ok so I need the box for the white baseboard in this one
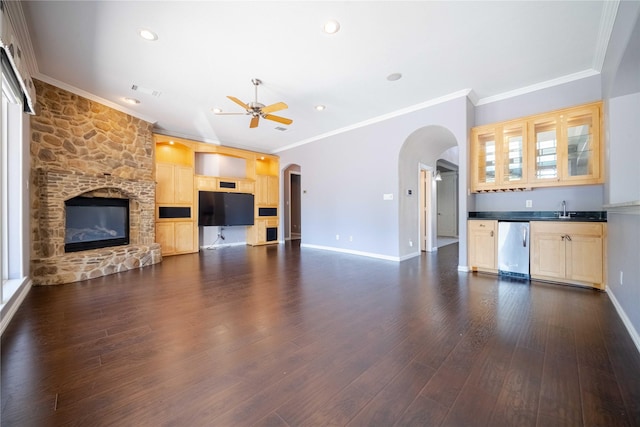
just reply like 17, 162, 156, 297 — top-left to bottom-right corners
300, 244, 401, 262
458, 265, 470, 272
607, 288, 640, 355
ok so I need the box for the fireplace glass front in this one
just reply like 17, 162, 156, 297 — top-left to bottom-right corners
64, 197, 130, 253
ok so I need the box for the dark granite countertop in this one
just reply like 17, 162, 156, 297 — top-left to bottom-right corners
468, 211, 607, 222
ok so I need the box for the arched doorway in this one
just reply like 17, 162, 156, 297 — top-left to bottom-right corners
397, 126, 459, 258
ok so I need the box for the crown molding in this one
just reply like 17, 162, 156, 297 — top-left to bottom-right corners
593, 0, 620, 72
3, 0, 38, 76
475, 69, 600, 106
274, 89, 473, 153
35, 73, 158, 124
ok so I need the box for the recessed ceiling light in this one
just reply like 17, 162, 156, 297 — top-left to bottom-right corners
387, 73, 402, 81
123, 97, 140, 105
323, 20, 340, 34
315, 105, 326, 111
138, 29, 158, 41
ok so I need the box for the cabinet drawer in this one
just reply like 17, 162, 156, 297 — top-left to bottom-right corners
531, 221, 603, 237
265, 219, 278, 227
196, 176, 217, 190
238, 180, 255, 193
468, 220, 496, 232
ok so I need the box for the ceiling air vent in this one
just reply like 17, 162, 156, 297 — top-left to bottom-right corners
131, 84, 161, 97
274, 127, 288, 132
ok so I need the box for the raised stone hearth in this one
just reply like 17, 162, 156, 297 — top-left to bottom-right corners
30, 169, 161, 285
30, 80, 161, 285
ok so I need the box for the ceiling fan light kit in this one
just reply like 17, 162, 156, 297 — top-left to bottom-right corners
215, 78, 293, 129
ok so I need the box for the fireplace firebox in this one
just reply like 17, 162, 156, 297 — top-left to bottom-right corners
64, 197, 130, 253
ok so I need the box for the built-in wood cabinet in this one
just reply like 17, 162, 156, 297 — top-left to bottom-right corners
471, 121, 527, 192
467, 220, 498, 273
528, 103, 601, 186
156, 221, 195, 255
195, 176, 255, 193
470, 101, 603, 192
248, 155, 279, 245
155, 143, 197, 256
530, 221, 606, 289
156, 163, 194, 204
154, 134, 280, 252
256, 175, 279, 206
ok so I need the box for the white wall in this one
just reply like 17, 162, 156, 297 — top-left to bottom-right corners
473, 185, 604, 212
602, 3, 640, 352
278, 95, 469, 261
607, 93, 640, 204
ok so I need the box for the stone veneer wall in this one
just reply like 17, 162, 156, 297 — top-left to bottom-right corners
30, 80, 161, 285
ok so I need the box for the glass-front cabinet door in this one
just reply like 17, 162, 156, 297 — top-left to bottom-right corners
561, 104, 600, 182
529, 115, 559, 184
471, 126, 497, 191
500, 121, 526, 186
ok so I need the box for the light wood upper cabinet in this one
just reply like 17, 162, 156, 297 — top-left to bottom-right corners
467, 220, 498, 272
530, 221, 605, 289
529, 103, 602, 186
156, 163, 193, 205
256, 175, 278, 206
471, 101, 603, 192
471, 121, 527, 192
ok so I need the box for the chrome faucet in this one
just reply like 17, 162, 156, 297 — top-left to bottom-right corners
559, 200, 571, 219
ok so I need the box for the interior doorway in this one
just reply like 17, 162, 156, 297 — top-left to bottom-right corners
290, 172, 301, 240
283, 164, 302, 241
436, 159, 458, 247
419, 165, 436, 252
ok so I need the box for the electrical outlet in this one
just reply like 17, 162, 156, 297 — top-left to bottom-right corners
349, 236, 353, 242
526, 200, 533, 208
409, 240, 413, 247
336, 234, 340, 240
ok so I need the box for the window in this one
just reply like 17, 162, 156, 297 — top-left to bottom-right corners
1, 61, 27, 307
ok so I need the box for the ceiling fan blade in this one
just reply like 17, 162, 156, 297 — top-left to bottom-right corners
227, 96, 250, 110
250, 116, 260, 128
261, 102, 288, 114
264, 114, 293, 125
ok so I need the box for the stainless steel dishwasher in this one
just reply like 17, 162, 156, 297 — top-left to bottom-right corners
498, 221, 530, 279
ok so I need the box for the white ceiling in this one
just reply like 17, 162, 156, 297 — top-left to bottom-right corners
20, 1, 614, 153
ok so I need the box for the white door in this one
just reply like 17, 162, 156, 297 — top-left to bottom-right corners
437, 171, 457, 237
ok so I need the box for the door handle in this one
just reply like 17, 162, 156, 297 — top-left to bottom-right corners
565, 234, 572, 242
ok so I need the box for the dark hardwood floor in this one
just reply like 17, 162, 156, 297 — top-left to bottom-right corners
2, 242, 640, 426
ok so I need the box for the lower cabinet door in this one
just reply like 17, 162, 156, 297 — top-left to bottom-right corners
174, 222, 195, 253
530, 231, 566, 279
566, 234, 603, 286
156, 221, 195, 255
156, 222, 175, 254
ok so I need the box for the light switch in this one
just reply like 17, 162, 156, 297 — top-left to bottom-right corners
383, 193, 393, 200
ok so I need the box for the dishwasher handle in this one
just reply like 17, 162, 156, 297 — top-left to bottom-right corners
522, 226, 528, 248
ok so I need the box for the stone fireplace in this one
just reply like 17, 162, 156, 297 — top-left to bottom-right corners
30, 80, 161, 285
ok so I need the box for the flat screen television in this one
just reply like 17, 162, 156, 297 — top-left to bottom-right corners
198, 191, 254, 226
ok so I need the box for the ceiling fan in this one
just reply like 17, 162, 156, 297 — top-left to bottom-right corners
215, 78, 293, 128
